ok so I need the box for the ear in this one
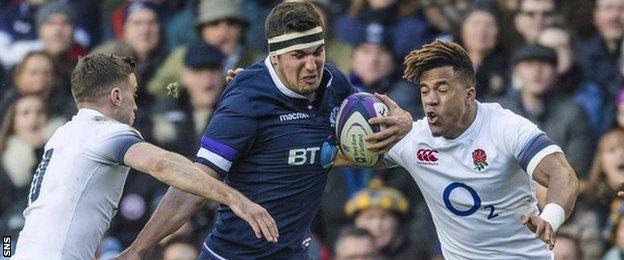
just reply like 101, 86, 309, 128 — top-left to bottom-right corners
466, 86, 476, 103
109, 87, 122, 107
271, 55, 278, 66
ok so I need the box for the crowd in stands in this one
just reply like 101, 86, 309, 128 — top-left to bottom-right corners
1, 0, 624, 259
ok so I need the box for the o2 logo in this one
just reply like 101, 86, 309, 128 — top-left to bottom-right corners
442, 182, 498, 220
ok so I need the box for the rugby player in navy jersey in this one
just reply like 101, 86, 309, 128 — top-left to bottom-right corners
119, 2, 412, 259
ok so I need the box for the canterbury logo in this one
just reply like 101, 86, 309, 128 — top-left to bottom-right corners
417, 149, 439, 165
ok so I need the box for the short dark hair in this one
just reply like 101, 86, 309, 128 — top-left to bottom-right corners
265, 1, 323, 39
71, 53, 135, 103
403, 40, 476, 87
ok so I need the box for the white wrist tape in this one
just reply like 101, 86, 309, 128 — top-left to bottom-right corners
539, 203, 566, 232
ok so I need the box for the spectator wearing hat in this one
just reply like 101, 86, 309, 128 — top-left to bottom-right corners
333, 0, 437, 64
147, 0, 260, 97
497, 44, 594, 178
344, 179, 428, 260
35, 0, 86, 89
151, 42, 226, 157
0, 0, 91, 68
459, 0, 510, 99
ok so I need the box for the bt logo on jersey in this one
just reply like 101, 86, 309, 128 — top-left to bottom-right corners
417, 149, 439, 166
288, 147, 320, 165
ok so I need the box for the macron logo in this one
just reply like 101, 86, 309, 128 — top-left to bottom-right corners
279, 113, 310, 122
417, 149, 439, 166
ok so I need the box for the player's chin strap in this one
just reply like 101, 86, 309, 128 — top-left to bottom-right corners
539, 203, 566, 232
268, 26, 325, 56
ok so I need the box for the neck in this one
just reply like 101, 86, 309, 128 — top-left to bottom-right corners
77, 102, 116, 119
447, 101, 477, 139
520, 90, 544, 114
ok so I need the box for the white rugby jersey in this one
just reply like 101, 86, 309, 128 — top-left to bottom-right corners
387, 102, 561, 259
14, 109, 143, 260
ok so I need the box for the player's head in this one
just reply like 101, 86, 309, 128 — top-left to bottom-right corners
265, 1, 325, 96
71, 53, 137, 125
403, 40, 477, 139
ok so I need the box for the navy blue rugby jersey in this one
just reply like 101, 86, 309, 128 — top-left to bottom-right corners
196, 57, 357, 259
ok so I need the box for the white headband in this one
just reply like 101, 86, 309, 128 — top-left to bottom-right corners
268, 26, 325, 56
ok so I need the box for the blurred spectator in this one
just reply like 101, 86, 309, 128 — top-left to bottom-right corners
512, 0, 556, 48
420, 0, 464, 39
553, 233, 582, 260
498, 44, 594, 178
556, 199, 604, 260
577, 0, 624, 91
586, 129, 624, 219
162, 240, 198, 260
603, 198, 624, 260
164, 0, 200, 52
120, 1, 164, 93
0, 95, 50, 237
460, 1, 509, 99
349, 40, 422, 117
147, 0, 259, 97
36, 0, 86, 85
0, 51, 75, 123
334, 227, 379, 260
0, 0, 46, 68
151, 42, 226, 156
538, 27, 609, 136
333, 0, 436, 62
345, 179, 427, 260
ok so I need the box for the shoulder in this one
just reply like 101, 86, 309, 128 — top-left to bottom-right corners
93, 119, 143, 140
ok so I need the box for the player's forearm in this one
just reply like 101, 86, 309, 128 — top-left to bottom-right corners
150, 152, 239, 206
127, 187, 205, 254
545, 165, 579, 219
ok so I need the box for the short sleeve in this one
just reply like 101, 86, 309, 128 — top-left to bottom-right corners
86, 124, 144, 166
195, 91, 257, 175
499, 108, 563, 177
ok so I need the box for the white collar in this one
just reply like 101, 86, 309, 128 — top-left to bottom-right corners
76, 108, 105, 118
265, 56, 308, 99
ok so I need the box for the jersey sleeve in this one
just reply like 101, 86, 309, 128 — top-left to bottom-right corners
85, 123, 144, 166
499, 108, 563, 177
195, 90, 257, 176
386, 122, 419, 168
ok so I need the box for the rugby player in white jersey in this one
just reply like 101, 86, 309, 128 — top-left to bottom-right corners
383, 40, 580, 259
13, 53, 278, 260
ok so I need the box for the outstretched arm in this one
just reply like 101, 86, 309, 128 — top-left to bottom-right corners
523, 152, 579, 249
118, 143, 278, 258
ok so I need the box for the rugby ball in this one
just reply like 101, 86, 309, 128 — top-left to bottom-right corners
335, 93, 389, 167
